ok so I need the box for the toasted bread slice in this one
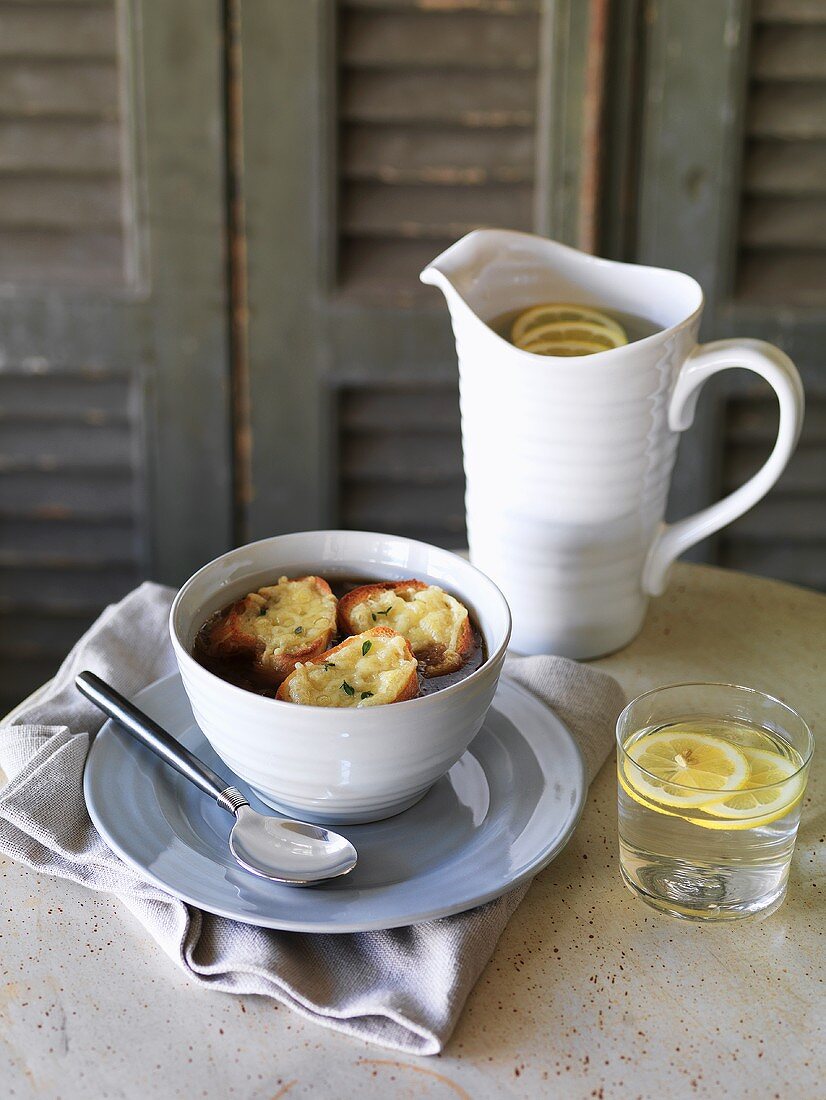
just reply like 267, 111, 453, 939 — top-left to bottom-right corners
276, 626, 418, 707
205, 575, 337, 685
337, 579, 474, 678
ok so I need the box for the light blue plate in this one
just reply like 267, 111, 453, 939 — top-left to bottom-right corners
83, 673, 586, 932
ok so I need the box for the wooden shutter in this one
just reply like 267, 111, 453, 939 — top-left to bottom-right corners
718, 0, 826, 587
719, 394, 826, 588
0, 1, 231, 713
238, 0, 604, 546
338, 0, 539, 304
336, 378, 464, 546
334, 0, 541, 544
738, 0, 826, 304
0, 0, 130, 286
627, 0, 826, 589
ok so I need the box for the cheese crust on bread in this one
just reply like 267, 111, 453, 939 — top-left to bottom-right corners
337, 580, 473, 677
276, 626, 418, 707
205, 575, 336, 684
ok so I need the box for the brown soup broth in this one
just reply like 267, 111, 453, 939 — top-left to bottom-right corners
488, 305, 660, 346
193, 575, 487, 701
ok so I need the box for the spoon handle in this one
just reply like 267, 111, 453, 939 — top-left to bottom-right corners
76, 671, 247, 813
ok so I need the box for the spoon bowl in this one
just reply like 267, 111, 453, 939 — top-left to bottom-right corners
229, 807, 357, 885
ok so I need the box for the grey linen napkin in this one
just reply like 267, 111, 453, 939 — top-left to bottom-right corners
0, 582, 624, 1056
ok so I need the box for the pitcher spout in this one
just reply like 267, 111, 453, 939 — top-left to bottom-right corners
419, 229, 497, 318
419, 228, 529, 320
420, 228, 703, 335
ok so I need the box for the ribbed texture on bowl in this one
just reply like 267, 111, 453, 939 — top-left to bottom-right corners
179, 651, 503, 822
170, 531, 511, 824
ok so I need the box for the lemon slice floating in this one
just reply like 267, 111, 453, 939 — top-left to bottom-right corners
511, 303, 628, 356
699, 747, 805, 830
520, 338, 613, 357
622, 728, 750, 809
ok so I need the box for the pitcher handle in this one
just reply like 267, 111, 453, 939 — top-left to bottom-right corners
642, 338, 804, 597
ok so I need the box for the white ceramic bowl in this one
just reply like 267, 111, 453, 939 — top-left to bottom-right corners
169, 530, 511, 823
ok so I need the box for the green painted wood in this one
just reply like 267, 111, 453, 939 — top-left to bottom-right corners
600, 0, 643, 262
137, 0, 232, 583
0, 0, 232, 712
0, 0, 233, 594
239, 0, 595, 541
635, 0, 750, 308
631, 0, 752, 560
535, 0, 598, 244
237, 0, 329, 540
617, 0, 826, 584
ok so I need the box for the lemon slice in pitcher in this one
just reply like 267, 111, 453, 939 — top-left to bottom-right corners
519, 322, 620, 356
622, 727, 750, 809
511, 303, 628, 351
698, 747, 805, 829
520, 337, 613, 357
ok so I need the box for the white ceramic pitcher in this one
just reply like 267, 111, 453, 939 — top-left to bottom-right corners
421, 229, 804, 659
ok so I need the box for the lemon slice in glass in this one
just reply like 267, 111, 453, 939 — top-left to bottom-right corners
698, 747, 805, 829
512, 303, 628, 349
622, 728, 750, 809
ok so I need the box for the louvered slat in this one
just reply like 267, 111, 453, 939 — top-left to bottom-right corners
0, 468, 135, 514
342, 71, 536, 125
0, 517, 135, 559
738, 5, 826, 304
338, 0, 541, 301
343, 181, 534, 238
337, 381, 466, 545
741, 196, 826, 247
719, 395, 826, 589
341, 9, 538, 68
748, 84, 826, 138
0, 176, 122, 228
754, 0, 826, 23
0, 59, 118, 115
0, 0, 127, 286
752, 25, 826, 78
0, 610, 101, 660
0, 365, 142, 710
744, 141, 826, 195
344, 1, 539, 15
0, 564, 139, 604
727, 395, 826, 441
0, 2, 116, 57
344, 124, 534, 184
0, 118, 120, 172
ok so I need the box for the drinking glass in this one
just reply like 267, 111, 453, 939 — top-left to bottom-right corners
616, 683, 813, 920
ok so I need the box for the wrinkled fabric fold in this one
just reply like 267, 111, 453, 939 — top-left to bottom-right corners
0, 582, 623, 1055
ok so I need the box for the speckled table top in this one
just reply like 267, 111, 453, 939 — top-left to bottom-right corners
1, 563, 823, 1099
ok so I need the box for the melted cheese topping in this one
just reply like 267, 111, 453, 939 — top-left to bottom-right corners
347, 584, 468, 660
240, 576, 336, 657
280, 630, 416, 707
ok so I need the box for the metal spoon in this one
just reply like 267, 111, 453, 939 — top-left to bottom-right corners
76, 671, 358, 886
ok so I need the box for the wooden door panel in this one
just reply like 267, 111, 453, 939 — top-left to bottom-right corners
238, 0, 603, 545
0, 0, 231, 711
626, 0, 826, 587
